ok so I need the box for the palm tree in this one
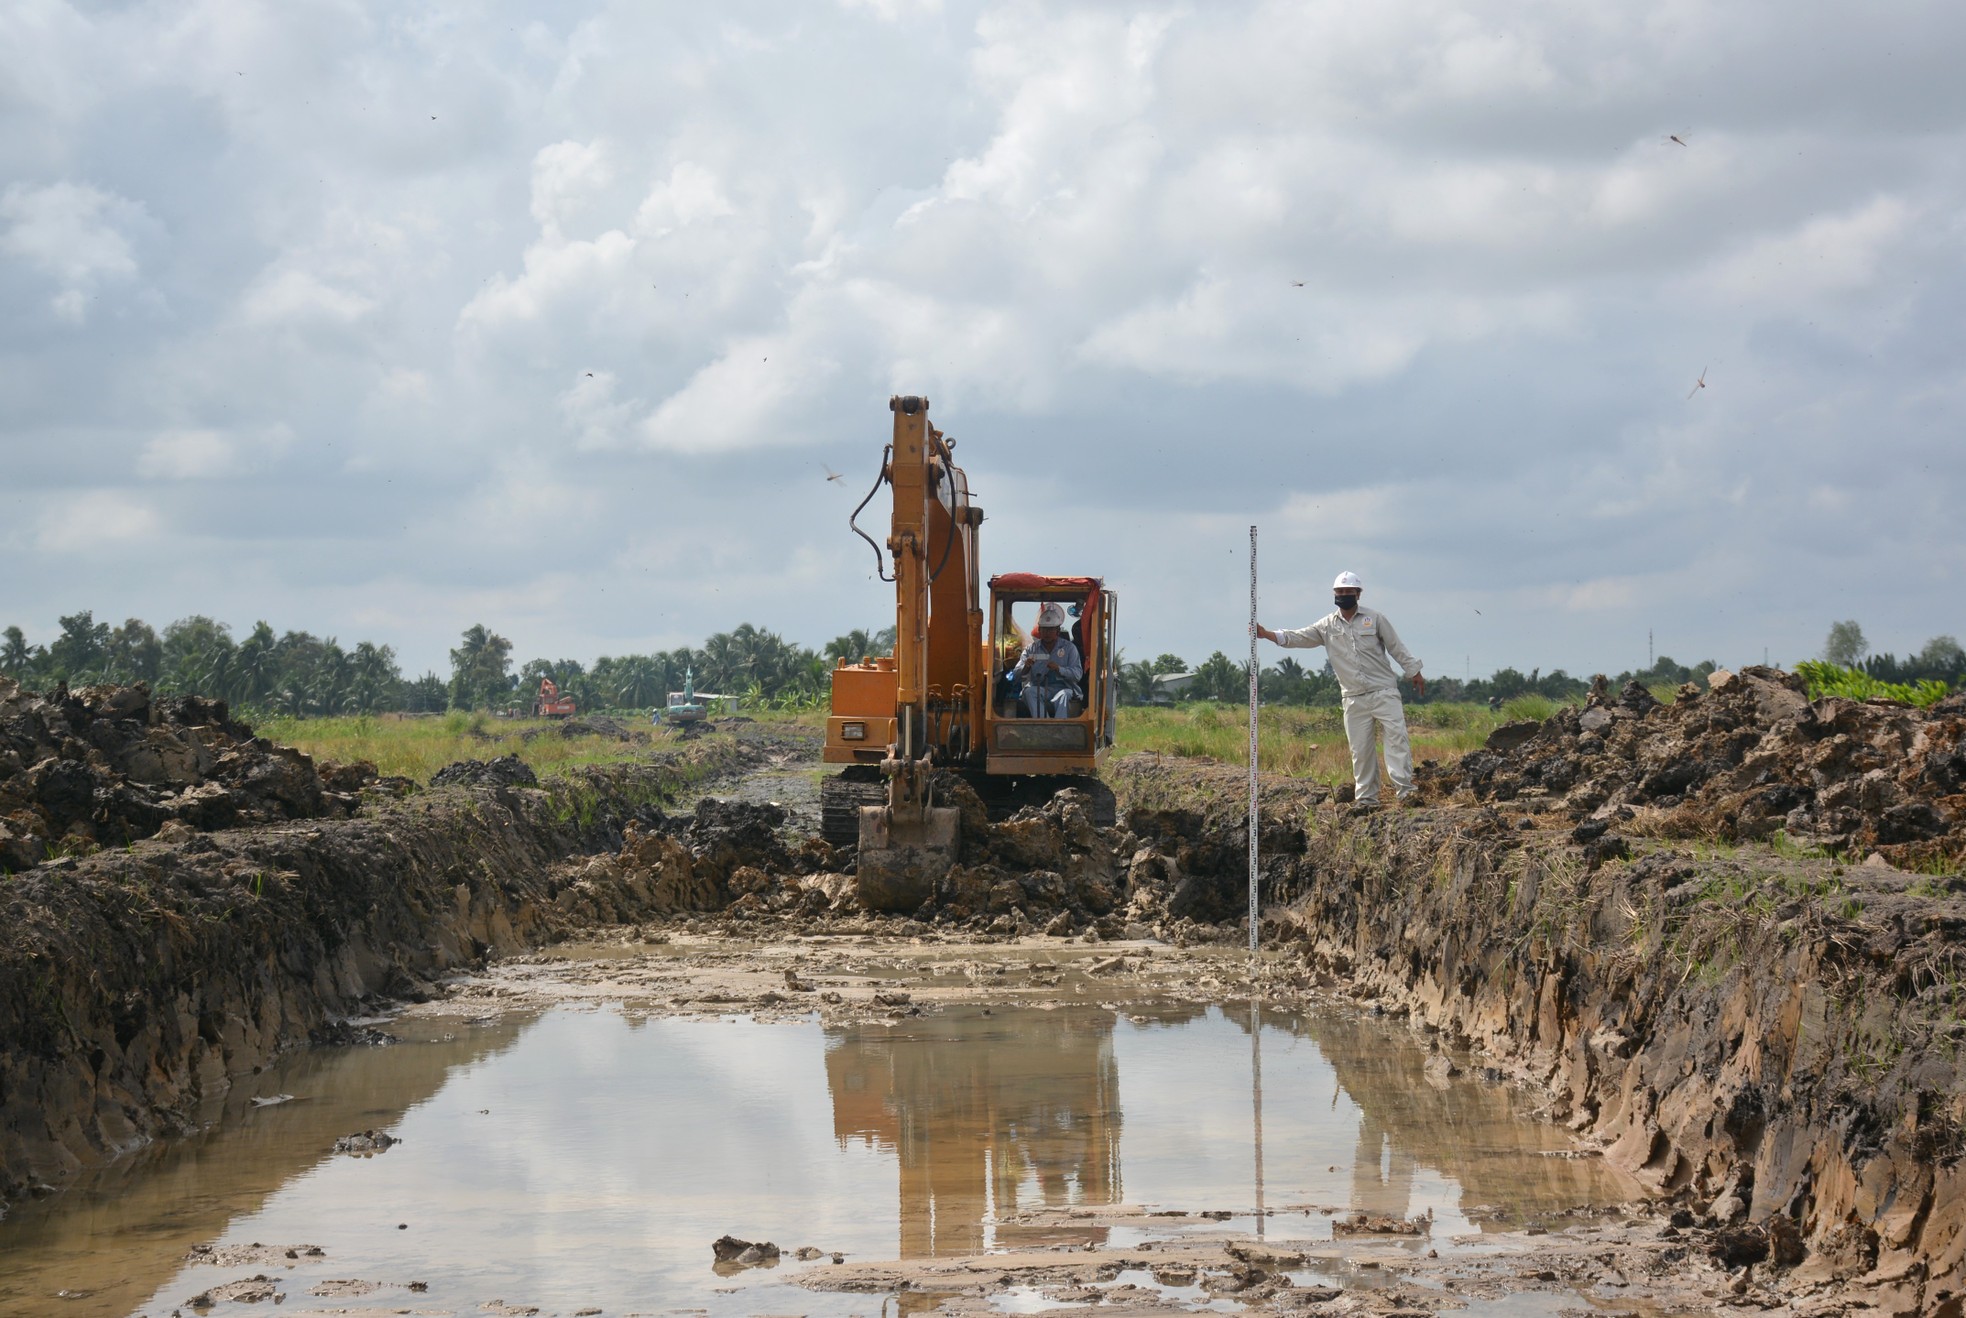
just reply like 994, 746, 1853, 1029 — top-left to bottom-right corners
612, 655, 664, 708
1, 626, 34, 680
235, 622, 278, 706
350, 641, 397, 713
825, 629, 879, 664
448, 624, 513, 710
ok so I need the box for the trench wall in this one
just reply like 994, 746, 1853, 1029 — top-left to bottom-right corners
1238, 806, 1966, 1314
0, 764, 700, 1214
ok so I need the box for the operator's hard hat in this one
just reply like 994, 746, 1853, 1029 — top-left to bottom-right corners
1332, 571, 1363, 590
1037, 603, 1067, 627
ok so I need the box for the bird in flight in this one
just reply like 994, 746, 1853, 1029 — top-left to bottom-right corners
1290, 280, 1305, 287
585, 372, 593, 377
822, 464, 843, 483
1688, 366, 1708, 399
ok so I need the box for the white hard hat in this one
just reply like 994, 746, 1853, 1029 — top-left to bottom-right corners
1037, 602, 1066, 627
1332, 571, 1363, 590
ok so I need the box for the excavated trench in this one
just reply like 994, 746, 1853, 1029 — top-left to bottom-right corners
1, 672, 1964, 1315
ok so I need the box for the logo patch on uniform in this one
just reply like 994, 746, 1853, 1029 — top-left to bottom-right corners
1358, 617, 1376, 635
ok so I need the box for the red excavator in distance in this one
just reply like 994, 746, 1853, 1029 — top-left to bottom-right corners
532, 677, 576, 718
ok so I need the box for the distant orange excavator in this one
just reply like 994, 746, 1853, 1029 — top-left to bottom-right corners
532, 677, 576, 718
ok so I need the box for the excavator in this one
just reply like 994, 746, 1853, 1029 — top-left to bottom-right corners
820, 396, 1118, 911
532, 677, 576, 718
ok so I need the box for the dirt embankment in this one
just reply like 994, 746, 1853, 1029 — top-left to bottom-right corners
1102, 668, 1966, 1315
0, 682, 789, 1214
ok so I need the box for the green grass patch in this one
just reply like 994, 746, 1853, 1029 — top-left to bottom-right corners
255, 713, 669, 784
1795, 660, 1950, 707
1114, 700, 1552, 781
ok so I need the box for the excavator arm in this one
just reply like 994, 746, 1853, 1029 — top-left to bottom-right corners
856, 395, 973, 910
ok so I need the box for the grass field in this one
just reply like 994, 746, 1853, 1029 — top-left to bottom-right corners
257, 698, 1568, 788
1115, 696, 1566, 784
255, 710, 827, 783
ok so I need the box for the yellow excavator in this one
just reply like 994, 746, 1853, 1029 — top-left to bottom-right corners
820, 396, 1118, 911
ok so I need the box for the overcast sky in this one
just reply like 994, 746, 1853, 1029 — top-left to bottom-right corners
3, 0, 1961, 681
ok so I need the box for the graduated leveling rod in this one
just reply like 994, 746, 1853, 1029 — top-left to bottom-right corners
1247, 525, 1260, 956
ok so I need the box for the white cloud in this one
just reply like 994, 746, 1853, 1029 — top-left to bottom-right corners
138, 429, 234, 479
634, 161, 737, 236
37, 492, 161, 553
240, 268, 376, 325
0, 181, 139, 284
839, 0, 942, 19
1704, 195, 1914, 304
560, 370, 639, 450
640, 333, 839, 453
1, 180, 143, 322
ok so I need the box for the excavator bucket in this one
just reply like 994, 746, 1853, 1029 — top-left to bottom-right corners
855, 802, 959, 914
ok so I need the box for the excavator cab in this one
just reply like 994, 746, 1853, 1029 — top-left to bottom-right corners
985, 578, 1118, 760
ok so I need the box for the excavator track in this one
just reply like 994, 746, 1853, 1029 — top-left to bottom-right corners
820, 767, 888, 848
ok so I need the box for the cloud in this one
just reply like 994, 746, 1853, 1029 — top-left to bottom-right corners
559, 370, 638, 450
0, 180, 143, 321
37, 492, 161, 553
138, 429, 234, 480
239, 268, 376, 326
0, 0, 1961, 682
640, 333, 840, 453
1704, 195, 1915, 305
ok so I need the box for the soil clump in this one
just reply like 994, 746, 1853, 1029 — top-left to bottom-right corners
0, 676, 379, 872
1414, 665, 1966, 870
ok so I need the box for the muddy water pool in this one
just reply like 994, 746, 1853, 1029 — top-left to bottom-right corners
0, 998, 1642, 1317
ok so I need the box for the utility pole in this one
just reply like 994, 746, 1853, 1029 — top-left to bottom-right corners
1648, 628, 1654, 670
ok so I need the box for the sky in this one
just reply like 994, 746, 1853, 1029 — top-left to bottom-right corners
2, 0, 1962, 683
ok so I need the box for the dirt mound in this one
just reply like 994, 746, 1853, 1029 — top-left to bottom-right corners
1414, 666, 1965, 866
0, 678, 375, 872
430, 755, 539, 789
550, 798, 833, 924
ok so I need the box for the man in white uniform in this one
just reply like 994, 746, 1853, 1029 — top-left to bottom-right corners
1255, 572, 1425, 806
1016, 602, 1084, 718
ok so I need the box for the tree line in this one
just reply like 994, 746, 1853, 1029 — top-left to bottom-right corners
0, 611, 897, 717
1126, 620, 1961, 709
5, 610, 1954, 716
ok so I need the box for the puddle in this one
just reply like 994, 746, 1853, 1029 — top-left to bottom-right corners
0, 998, 1642, 1317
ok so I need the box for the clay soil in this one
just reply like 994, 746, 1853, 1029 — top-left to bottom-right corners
3, 669, 1965, 1316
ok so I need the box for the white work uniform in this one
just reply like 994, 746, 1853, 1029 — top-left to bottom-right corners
1274, 607, 1423, 804
1017, 633, 1083, 718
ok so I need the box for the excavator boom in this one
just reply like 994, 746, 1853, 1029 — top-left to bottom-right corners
855, 395, 965, 911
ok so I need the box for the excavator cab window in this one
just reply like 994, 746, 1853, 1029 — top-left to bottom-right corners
992, 596, 1094, 719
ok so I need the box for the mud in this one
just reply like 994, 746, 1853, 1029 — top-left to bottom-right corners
1416, 665, 1966, 869
0, 677, 379, 872
2, 673, 1963, 1315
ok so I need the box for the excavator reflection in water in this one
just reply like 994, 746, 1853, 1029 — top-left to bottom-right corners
822, 1001, 1637, 1286
823, 1010, 1122, 1259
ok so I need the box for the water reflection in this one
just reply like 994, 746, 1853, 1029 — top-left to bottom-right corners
0, 993, 1643, 1318
0, 1014, 534, 1318
825, 1000, 1640, 1271
824, 1010, 1122, 1255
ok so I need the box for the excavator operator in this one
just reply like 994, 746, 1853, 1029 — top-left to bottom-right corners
1015, 603, 1083, 718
